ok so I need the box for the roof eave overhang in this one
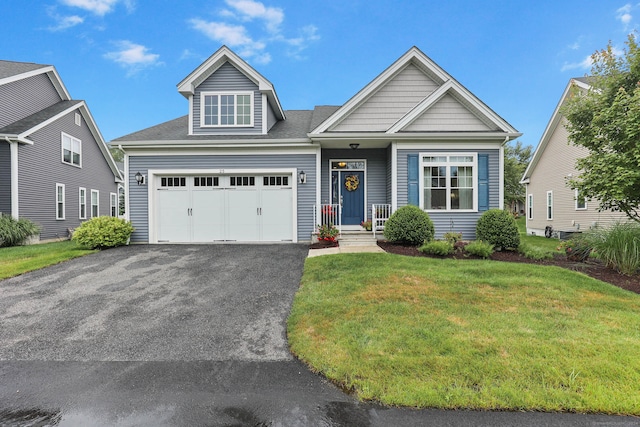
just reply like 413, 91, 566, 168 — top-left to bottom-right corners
117, 138, 315, 149
0, 134, 34, 145
309, 132, 522, 141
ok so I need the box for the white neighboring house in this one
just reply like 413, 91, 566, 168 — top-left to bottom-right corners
520, 77, 627, 238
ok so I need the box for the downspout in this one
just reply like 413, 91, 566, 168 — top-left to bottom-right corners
4, 137, 19, 219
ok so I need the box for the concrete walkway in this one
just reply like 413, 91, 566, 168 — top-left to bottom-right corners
307, 244, 385, 257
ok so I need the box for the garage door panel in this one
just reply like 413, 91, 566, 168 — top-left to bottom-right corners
261, 188, 293, 241
192, 189, 225, 242
157, 189, 190, 243
227, 189, 259, 241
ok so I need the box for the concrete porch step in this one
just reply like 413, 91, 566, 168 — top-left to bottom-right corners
338, 231, 378, 247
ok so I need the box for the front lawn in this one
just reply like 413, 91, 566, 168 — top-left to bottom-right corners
288, 253, 640, 414
0, 240, 96, 280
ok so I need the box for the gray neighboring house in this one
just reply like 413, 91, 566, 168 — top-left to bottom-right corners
0, 60, 122, 241
115, 46, 521, 244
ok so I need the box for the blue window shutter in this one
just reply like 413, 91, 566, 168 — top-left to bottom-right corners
407, 154, 419, 206
478, 154, 489, 211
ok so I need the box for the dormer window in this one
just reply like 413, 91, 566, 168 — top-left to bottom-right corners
201, 92, 253, 127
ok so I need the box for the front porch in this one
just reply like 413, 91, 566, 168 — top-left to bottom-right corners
313, 203, 392, 240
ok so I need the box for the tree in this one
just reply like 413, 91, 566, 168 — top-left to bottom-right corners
504, 140, 532, 214
562, 34, 640, 223
109, 144, 124, 163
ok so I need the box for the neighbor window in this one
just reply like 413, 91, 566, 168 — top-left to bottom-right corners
546, 191, 553, 220
79, 187, 86, 219
61, 132, 81, 167
91, 190, 99, 218
110, 192, 117, 217
420, 153, 476, 211
201, 92, 253, 127
56, 183, 65, 220
527, 194, 533, 220
575, 189, 587, 210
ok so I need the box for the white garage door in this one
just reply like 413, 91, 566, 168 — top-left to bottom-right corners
155, 174, 293, 243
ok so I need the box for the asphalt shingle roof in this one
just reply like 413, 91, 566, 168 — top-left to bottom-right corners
0, 60, 49, 81
0, 100, 81, 135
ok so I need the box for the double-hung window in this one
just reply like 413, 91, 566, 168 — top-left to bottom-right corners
201, 92, 253, 127
527, 194, 533, 220
575, 189, 587, 210
56, 183, 65, 220
110, 192, 117, 217
61, 132, 81, 167
420, 153, 477, 211
79, 187, 86, 219
546, 191, 553, 220
91, 190, 99, 218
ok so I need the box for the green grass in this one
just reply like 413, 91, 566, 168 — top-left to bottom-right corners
288, 253, 640, 414
0, 240, 96, 280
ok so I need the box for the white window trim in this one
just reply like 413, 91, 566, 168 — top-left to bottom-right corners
419, 152, 478, 212
91, 189, 99, 218
527, 194, 533, 220
546, 190, 553, 220
75, 112, 81, 126
110, 192, 117, 217
61, 132, 82, 168
200, 91, 254, 128
79, 187, 86, 219
575, 189, 587, 210
56, 183, 65, 220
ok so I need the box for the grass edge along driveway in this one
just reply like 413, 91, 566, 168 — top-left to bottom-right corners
0, 241, 96, 280
288, 253, 640, 415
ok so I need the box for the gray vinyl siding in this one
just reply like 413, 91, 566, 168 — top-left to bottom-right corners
0, 74, 62, 128
320, 149, 389, 219
386, 145, 392, 203
397, 148, 500, 239
128, 153, 316, 243
404, 93, 495, 132
192, 62, 263, 135
331, 64, 439, 132
17, 110, 117, 240
0, 143, 10, 214
266, 100, 278, 131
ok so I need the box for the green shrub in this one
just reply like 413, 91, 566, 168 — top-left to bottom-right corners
475, 209, 520, 251
557, 237, 592, 262
443, 231, 463, 245
72, 216, 134, 249
518, 242, 554, 261
465, 240, 494, 259
384, 205, 434, 246
419, 240, 454, 256
585, 222, 640, 275
0, 214, 40, 247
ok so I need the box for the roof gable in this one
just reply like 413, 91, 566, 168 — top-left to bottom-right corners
521, 78, 591, 183
0, 60, 71, 101
177, 46, 285, 120
311, 46, 519, 137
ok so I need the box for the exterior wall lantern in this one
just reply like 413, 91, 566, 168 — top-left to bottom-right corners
135, 171, 146, 185
298, 170, 306, 184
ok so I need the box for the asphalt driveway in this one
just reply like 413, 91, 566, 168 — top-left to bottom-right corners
0, 244, 308, 361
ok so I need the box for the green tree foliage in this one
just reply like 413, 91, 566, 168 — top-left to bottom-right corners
109, 144, 124, 162
562, 34, 640, 222
504, 140, 532, 213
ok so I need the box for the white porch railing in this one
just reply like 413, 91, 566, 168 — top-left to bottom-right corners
372, 204, 391, 238
314, 204, 342, 234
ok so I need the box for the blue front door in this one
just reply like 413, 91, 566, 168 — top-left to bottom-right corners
341, 171, 364, 225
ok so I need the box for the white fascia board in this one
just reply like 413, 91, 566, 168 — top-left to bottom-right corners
521, 78, 586, 182
118, 139, 314, 148
386, 81, 454, 133
125, 146, 320, 156
395, 141, 505, 150
47, 68, 72, 100
0, 66, 70, 101
310, 132, 521, 141
0, 134, 33, 145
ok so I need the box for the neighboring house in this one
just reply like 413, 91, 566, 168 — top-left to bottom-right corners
520, 77, 627, 237
114, 46, 520, 244
0, 60, 122, 241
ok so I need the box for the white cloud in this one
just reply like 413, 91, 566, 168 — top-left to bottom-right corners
47, 10, 84, 31
190, 0, 319, 64
617, 3, 633, 27
104, 40, 161, 75
561, 55, 593, 72
59, 0, 133, 16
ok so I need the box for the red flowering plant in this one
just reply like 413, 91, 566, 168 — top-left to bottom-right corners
361, 220, 372, 231
558, 237, 593, 262
317, 223, 339, 242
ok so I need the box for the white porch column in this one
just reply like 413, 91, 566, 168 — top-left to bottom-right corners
10, 140, 19, 219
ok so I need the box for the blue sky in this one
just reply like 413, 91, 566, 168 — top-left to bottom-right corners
1, 1, 637, 146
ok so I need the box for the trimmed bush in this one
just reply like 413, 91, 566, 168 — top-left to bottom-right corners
72, 216, 134, 249
585, 222, 640, 275
384, 205, 434, 246
419, 240, 454, 256
475, 209, 520, 251
0, 214, 40, 247
465, 240, 494, 259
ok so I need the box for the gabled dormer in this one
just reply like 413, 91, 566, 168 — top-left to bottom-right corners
177, 46, 285, 136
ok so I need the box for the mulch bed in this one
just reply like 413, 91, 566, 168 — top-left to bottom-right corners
309, 240, 339, 249
376, 241, 640, 295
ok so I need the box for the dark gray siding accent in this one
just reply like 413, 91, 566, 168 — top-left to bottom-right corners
17, 110, 118, 240
0, 143, 10, 214
128, 153, 316, 243
397, 148, 500, 239
0, 74, 62, 128
321, 149, 389, 220
266, 100, 278, 131
192, 62, 263, 135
